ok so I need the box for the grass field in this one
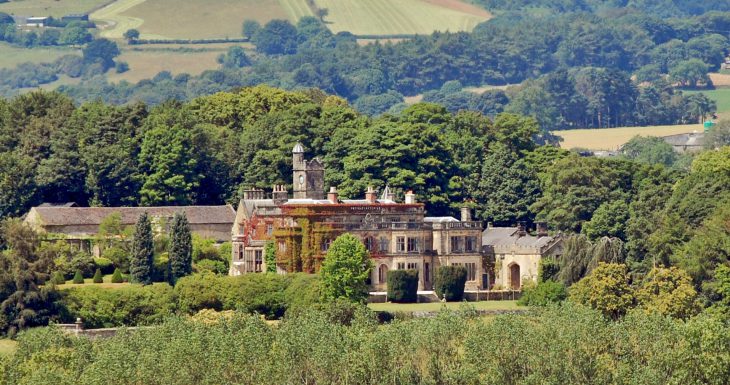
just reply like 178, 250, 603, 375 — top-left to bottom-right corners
368, 300, 519, 312
90, 0, 150, 39
555, 124, 706, 150
316, 0, 491, 35
108, 46, 232, 82
683, 87, 730, 114
0, 42, 78, 69
0, 0, 110, 17
0, 339, 17, 356
55, 274, 130, 289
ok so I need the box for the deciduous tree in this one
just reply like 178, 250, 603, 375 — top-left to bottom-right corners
319, 234, 372, 303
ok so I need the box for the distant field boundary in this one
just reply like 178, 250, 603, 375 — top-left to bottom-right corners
130, 38, 250, 45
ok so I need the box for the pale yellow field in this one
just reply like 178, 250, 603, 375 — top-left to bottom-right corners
709, 72, 730, 87
555, 124, 706, 151
93, 0, 312, 40
0, 0, 109, 17
108, 48, 226, 82
316, 0, 491, 35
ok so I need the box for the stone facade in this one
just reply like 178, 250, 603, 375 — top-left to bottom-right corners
482, 223, 563, 290
231, 143, 486, 291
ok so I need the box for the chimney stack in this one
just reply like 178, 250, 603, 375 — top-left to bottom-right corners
405, 190, 416, 204
272, 185, 288, 204
365, 186, 377, 204
536, 221, 548, 237
460, 207, 472, 222
327, 186, 339, 203
517, 221, 527, 236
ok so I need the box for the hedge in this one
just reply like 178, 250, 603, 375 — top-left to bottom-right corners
387, 269, 419, 303
92, 269, 103, 284
434, 265, 467, 301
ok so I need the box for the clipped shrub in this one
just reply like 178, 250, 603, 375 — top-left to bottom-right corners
93, 257, 114, 275
387, 269, 419, 303
518, 280, 567, 306
434, 265, 467, 301
72, 270, 84, 284
51, 271, 66, 285
93, 268, 104, 284
111, 268, 124, 283
195, 258, 227, 275
224, 273, 290, 319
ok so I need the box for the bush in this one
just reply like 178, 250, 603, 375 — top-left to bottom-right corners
102, 246, 129, 273
60, 284, 175, 328
283, 273, 322, 314
92, 269, 103, 284
538, 258, 560, 282
387, 269, 419, 303
51, 271, 66, 285
93, 257, 114, 275
224, 273, 290, 319
518, 280, 567, 306
434, 265, 467, 301
195, 258, 227, 275
72, 270, 84, 284
111, 268, 123, 283
174, 272, 226, 314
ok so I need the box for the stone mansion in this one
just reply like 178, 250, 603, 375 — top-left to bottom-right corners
231, 143, 562, 291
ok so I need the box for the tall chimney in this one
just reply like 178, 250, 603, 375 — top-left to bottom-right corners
273, 185, 288, 204
460, 207, 472, 222
327, 186, 339, 203
536, 221, 548, 237
365, 186, 377, 204
405, 190, 416, 204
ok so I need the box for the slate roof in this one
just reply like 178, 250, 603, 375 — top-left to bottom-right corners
482, 227, 556, 249
31, 205, 235, 226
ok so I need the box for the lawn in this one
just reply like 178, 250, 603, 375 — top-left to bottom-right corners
0, 339, 17, 356
555, 124, 706, 151
368, 300, 519, 312
93, 0, 312, 40
55, 274, 130, 289
0, 0, 110, 17
315, 0, 491, 35
0, 42, 78, 69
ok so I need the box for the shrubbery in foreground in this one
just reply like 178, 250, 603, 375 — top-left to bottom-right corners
2, 303, 729, 385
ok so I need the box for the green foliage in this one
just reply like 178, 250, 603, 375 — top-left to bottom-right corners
558, 234, 625, 286
622, 136, 678, 167
92, 269, 103, 284
434, 265, 467, 301
669, 59, 710, 88
110, 268, 123, 284
253, 19, 298, 55
518, 280, 567, 306
242, 19, 261, 39
82, 39, 120, 71
194, 259, 227, 275
569, 263, 635, 319
538, 257, 560, 282
123, 29, 140, 42
51, 271, 65, 285
386, 270, 418, 303
319, 234, 372, 303
636, 267, 700, 319
61, 284, 175, 328
72, 270, 84, 284
264, 241, 276, 273
168, 212, 192, 285
130, 213, 154, 285
92, 257, 113, 275
582, 200, 630, 240
217, 46, 250, 69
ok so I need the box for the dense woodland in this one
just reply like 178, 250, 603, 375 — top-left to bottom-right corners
1, 9, 728, 128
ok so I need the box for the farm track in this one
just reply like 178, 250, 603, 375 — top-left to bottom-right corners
90, 0, 155, 39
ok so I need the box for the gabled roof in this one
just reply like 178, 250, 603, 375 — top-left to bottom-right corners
30, 205, 235, 226
482, 226, 556, 249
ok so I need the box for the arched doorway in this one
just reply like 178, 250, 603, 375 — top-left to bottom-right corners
378, 264, 389, 284
509, 263, 521, 290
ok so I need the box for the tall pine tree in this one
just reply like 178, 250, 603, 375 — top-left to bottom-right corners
130, 213, 154, 285
168, 211, 192, 285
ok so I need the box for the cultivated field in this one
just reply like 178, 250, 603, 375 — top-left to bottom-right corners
0, 42, 78, 68
555, 124, 706, 150
108, 46, 238, 82
316, 0, 491, 35
93, 0, 312, 40
0, 0, 110, 17
368, 300, 519, 312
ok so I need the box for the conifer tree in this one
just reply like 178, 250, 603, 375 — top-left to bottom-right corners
92, 268, 103, 283
72, 270, 84, 284
130, 213, 154, 285
168, 212, 192, 285
111, 268, 124, 283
